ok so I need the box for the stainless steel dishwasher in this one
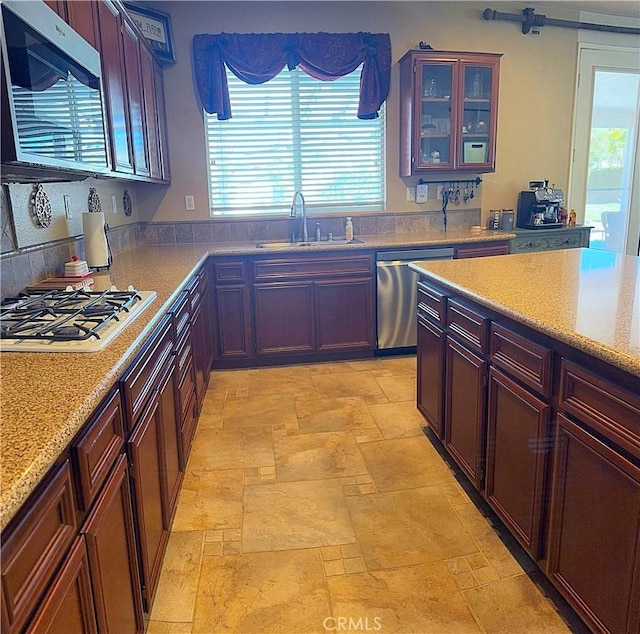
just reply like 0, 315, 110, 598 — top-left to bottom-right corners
376, 247, 454, 351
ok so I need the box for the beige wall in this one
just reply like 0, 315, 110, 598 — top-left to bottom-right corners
137, 1, 593, 225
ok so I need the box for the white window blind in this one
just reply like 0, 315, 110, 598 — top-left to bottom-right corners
205, 67, 385, 216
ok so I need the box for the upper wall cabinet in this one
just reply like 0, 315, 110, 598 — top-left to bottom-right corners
399, 50, 501, 176
45, 0, 170, 184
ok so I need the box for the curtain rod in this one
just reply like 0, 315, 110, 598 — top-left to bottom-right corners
483, 7, 640, 36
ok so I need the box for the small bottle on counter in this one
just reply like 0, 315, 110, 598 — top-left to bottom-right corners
560, 206, 568, 226
568, 209, 576, 226
314, 222, 321, 241
345, 217, 354, 241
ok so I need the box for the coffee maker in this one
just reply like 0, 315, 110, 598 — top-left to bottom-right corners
516, 180, 564, 229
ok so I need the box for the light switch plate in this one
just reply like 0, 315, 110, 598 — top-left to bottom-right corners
111, 195, 118, 214
406, 187, 416, 202
185, 195, 195, 211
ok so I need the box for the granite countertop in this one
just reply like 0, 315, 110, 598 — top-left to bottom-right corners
409, 248, 640, 377
1, 228, 514, 530
205, 228, 515, 255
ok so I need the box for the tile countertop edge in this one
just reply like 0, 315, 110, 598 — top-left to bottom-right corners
409, 252, 640, 378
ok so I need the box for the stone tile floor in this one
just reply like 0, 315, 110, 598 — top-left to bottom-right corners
147, 356, 588, 634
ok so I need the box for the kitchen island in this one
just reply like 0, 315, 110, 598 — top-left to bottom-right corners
409, 247, 639, 634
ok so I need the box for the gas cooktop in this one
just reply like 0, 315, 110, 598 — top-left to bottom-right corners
0, 287, 157, 353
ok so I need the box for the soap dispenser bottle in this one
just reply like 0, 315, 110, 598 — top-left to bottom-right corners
345, 217, 354, 242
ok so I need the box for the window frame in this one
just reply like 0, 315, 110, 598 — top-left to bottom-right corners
204, 67, 386, 217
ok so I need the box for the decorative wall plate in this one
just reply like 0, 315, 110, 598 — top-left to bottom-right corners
32, 184, 52, 228
88, 187, 102, 214
123, 189, 132, 216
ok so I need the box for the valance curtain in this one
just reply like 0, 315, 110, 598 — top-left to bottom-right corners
192, 32, 391, 120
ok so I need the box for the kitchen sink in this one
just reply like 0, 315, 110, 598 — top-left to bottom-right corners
255, 238, 364, 248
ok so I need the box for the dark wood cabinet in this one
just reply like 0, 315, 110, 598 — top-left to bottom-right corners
547, 361, 640, 633
152, 63, 171, 181
96, 0, 133, 174
71, 389, 124, 513
213, 259, 253, 361
81, 455, 144, 634
484, 324, 554, 560
252, 252, 375, 360
416, 280, 448, 439
443, 296, 489, 489
121, 19, 150, 178
121, 315, 180, 609
548, 413, 640, 634
172, 291, 197, 469
399, 50, 501, 175
190, 269, 214, 410
417, 314, 446, 439
454, 241, 510, 259
126, 388, 169, 611
157, 357, 182, 523
485, 367, 550, 559
315, 278, 375, 351
254, 282, 315, 355
65, 1, 99, 48
139, 44, 162, 180
1, 462, 78, 634
27, 537, 97, 634
445, 334, 487, 488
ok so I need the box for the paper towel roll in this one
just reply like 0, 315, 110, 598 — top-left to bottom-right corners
82, 211, 110, 268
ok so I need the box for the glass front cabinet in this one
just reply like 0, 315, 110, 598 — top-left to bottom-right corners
399, 50, 502, 176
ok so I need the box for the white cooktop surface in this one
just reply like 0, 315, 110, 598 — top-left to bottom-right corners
0, 290, 157, 353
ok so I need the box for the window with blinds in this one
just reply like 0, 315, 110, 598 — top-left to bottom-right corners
205, 67, 386, 216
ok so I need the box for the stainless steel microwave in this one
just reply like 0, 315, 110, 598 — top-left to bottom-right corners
0, 0, 109, 181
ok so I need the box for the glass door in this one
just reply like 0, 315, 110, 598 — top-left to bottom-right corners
418, 62, 454, 169
570, 46, 640, 256
459, 63, 495, 169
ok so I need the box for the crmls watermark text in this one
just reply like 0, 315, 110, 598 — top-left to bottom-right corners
323, 616, 382, 631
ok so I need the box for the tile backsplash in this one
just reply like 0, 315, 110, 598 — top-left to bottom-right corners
0, 224, 140, 300
140, 209, 481, 245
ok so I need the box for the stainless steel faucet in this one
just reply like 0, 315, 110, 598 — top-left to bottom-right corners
290, 191, 308, 243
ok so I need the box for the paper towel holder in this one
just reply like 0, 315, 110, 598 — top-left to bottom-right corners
82, 211, 113, 270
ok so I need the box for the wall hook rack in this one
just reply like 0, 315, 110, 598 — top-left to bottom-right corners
417, 176, 483, 187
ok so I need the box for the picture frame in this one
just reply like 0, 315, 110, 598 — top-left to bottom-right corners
123, 3, 175, 65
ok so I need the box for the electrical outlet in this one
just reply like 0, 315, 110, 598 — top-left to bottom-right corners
63, 195, 72, 220
185, 195, 195, 211
416, 183, 428, 203
111, 195, 118, 214
406, 187, 416, 202
437, 185, 444, 199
